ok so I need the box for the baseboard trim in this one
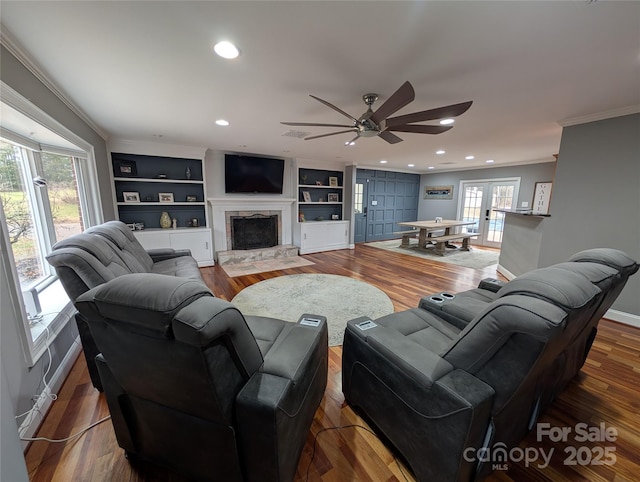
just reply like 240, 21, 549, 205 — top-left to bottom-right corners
19, 337, 82, 450
605, 309, 640, 329
497, 264, 517, 280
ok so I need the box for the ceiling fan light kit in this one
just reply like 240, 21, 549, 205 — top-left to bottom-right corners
281, 81, 472, 145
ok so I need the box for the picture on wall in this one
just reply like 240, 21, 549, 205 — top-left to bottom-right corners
424, 185, 453, 200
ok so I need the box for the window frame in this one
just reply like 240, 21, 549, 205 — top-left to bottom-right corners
1, 83, 103, 366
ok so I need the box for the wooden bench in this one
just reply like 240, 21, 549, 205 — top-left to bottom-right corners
393, 230, 420, 247
431, 233, 481, 255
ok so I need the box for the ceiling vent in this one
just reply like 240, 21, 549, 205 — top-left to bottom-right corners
281, 129, 310, 139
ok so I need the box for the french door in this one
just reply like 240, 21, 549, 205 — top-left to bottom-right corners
457, 178, 520, 248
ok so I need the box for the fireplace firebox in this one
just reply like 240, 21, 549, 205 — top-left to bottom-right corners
231, 214, 278, 250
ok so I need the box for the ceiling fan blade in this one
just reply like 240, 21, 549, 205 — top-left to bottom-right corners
309, 95, 359, 123
281, 122, 354, 128
370, 81, 415, 124
387, 124, 453, 134
304, 129, 358, 140
386, 101, 473, 127
378, 131, 404, 144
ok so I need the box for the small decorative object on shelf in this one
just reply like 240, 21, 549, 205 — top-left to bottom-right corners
327, 193, 339, 202
116, 160, 137, 177
315, 216, 324, 221
300, 174, 307, 184
315, 181, 323, 186
302, 191, 311, 202
299, 212, 305, 222
123, 191, 140, 203
134, 222, 145, 230
155, 174, 168, 179
144, 195, 153, 202
185, 165, 192, 180
160, 211, 172, 229
158, 192, 174, 203
329, 176, 338, 187
331, 214, 340, 220
172, 217, 177, 229
186, 195, 197, 202
188, 217, 200, 227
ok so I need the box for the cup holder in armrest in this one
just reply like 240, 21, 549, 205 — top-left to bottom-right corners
430, 296, 444, 303
441, 293, 456, 299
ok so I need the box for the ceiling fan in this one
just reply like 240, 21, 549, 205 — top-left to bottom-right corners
281, 81, 472, 145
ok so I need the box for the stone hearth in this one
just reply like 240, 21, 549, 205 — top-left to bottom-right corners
217, 244, 299, 266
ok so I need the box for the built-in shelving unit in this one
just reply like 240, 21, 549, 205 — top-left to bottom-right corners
110, 151, 213, 266
295, 167, 349, 254
112, 152, 206, 229
297, 167, 344, 222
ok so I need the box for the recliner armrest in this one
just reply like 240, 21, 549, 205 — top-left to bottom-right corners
478, 277, 506, 292
146, 248, 192, 262
235, 316, 328, 482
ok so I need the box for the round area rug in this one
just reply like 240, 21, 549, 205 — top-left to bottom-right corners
232, 274, 394, 346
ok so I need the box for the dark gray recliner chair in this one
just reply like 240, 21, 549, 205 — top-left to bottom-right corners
46, 221, 203, 389
419, 248, 638, 396
342, 263, 621, 481
421, 248, 637, 329
75, 273, 328, 482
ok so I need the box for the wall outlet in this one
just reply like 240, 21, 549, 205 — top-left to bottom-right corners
521, 201, 529, 208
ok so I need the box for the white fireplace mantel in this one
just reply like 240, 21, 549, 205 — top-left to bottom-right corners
208, 197, 296, 253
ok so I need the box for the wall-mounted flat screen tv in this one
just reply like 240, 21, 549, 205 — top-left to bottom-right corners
225, 154, 285, 194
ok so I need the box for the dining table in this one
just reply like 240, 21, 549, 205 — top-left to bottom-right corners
397, 219, 478, 250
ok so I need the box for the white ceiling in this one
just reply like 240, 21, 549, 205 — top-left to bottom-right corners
1, 1, 639, 173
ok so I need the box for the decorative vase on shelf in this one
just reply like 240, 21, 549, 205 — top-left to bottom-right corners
185, 166, 192, 180
160, 211, 172, 229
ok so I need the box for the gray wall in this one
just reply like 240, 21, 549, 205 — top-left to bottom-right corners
1, 45, 114, 219
0, 44, 111, 476
418, 162, 556, 220
538, 113, 640, 316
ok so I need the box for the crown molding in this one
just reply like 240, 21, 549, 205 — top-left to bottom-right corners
558, 104, 640, 127
1, 27, 108, 140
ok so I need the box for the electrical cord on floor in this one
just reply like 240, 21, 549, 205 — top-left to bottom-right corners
14, 318, 57, 424
305, 423, 409, 482
20, 415, 112, 443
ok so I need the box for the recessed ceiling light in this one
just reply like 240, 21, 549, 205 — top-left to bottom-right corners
440, 118, 455, 125
215, 119, 230, 126
486, 159, 495, 163
428, 166, 435, 170
380, 160, 388, 164
345, 141, 356, 146
465, 155, 475, 160
213, 41, 240, 59
436, 150, 445, 155
408, 164, 415, 167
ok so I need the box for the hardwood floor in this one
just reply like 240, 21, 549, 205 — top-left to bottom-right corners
24, 244, 640, 481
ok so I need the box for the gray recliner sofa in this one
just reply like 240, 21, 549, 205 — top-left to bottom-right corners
75, 273, 328, 482
46, 220, 206, 389
341, 249, 638, 481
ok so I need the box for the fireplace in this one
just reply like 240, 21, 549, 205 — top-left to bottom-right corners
231, 214, 278, 250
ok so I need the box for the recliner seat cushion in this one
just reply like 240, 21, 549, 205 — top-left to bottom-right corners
373, 308, 462, 354
151, 256, 201, 279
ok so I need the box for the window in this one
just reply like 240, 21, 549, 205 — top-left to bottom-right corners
1, 141, 86, 287
1, 90, 102, 365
